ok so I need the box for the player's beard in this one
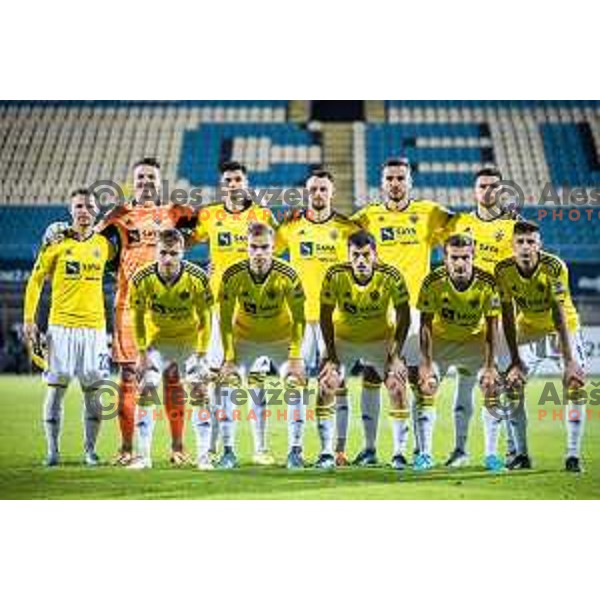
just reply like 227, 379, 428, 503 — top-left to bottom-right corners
386, 189, 408, 207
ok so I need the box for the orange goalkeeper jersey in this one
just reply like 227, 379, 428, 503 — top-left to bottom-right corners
98, 202, 193, 308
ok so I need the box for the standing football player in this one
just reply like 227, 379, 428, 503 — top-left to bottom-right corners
495, 220, 587, 472
443, 166, 520, 466
275, 169, 360, 466
128, 229, 213, 469
218, 222, 307, 469
417, 234, 502, 471
318, 230, 411, 470
24, 190, 114, 466
350, 158, 452, 466
188, 161, 279, 455
42, 158, 195, 465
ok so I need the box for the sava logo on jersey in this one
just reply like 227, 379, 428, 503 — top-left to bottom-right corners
379, 226, 418, 242
299, 241, 336, 257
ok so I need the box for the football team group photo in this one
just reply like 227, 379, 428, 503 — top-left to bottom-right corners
1, 100, 598, 500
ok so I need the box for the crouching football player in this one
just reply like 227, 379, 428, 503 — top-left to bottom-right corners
24, 189, 114, 466
218, 222, 307, 469
495, 220, 587, 472
318, 230, 411, 470
128, 229, 214, 469
417, 234, 502, 471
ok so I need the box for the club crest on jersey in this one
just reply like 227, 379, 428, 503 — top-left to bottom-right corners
410, 214, 419, 224
329, 229, 339, 240
300, 241, 314, 256
92, 248, 101, 259
370, 290, 380, 301
469, 298, 479, 308
266, 288, 277, 300
218, 232, 232, 246
179, 290, 190, 300
65, 248, 73, 256
494, 229, 505, 241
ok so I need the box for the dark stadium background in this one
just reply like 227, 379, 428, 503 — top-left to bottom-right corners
1, 100, 599, 373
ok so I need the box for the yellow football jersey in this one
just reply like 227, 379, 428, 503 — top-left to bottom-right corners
445, 211, 517, 274
417, 266, 501, 342
129, 260, 213, 353
320, 262, 409, 343
494, 252, 580, 336
351, 199, 452, 306
274, 211, 360, 321
219, 258, 306, 360
192, 201, 279, 296
24, 232, 113, 329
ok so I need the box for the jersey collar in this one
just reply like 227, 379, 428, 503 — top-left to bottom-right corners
305, 208, 336, 225
223, 199, 253, 214
473, 207, 504, 223
384, 198, 412, 213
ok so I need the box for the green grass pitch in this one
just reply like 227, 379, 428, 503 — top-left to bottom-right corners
0, 374, 598, 499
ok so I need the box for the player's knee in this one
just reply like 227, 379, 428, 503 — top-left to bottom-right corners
385, 373, 407, 406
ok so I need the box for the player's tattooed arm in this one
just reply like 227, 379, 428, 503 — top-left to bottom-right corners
219, 277, 237, 364
286, 279, 306, 362
484, 315, 498, 370
551, 301, 585, 388
319, 303, 338, 365
391, 302, 411, 362
500, 300, 527, 389
500, 300, 521, 368
23, 246, 57, 339
480, 315, 500, 396
419, 312, 434, 371
418, 312, 438, 395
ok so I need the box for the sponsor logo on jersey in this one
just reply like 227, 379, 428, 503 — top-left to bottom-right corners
343, 302, 358, 314
380, 226, 417, 242
65, 261, 80, 275
218, 232, 232, 246
300, 241, 314, 256
127, 229, 141, 244
244, 301, 257, 314
381, 227, 395, 241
